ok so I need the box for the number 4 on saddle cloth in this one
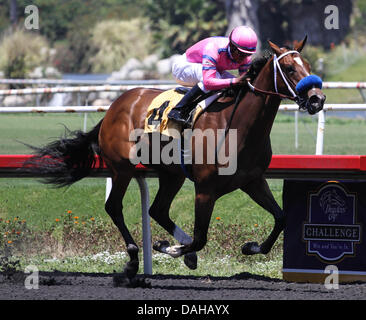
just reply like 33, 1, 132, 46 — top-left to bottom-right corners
144, 88, 206, 139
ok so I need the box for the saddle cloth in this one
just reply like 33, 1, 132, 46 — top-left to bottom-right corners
144, 89, 205, 139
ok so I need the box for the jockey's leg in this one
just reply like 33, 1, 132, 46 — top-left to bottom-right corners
172, 53, 202, 87
170, 54, 232, 126
169, 54, 205, 126
167, 84, 204, 125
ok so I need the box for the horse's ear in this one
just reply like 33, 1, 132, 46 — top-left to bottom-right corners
294, 35, 308, 52
268, 40, 282, 56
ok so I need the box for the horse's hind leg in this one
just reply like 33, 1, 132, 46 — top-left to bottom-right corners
149, 172, 198, 269
105, 171, 140, 281
240, 177, 285, 255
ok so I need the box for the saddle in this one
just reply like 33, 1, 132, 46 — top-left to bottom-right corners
144, 88, 206, 139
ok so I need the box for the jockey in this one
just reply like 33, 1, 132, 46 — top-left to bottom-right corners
168, 25, 258, 126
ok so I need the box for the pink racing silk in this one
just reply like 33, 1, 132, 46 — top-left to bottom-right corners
185, 37, 252, 90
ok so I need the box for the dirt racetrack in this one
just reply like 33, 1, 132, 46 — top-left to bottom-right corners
1, 271, 365, 301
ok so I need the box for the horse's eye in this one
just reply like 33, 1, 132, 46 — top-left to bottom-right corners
286, 66, 296, 74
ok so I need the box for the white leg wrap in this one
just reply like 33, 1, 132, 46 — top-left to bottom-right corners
166, 245, 184, 258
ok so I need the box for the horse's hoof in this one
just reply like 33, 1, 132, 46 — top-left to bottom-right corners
184, 252, 197, 270
153, 240, 170, 253
242, 242, 261, 255
113, 273, 130, 287
166, 245, 184, 258
123, 260, 139, 279
127, 244, 139, 259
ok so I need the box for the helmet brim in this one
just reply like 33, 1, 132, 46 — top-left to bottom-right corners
236, 46, 256, 54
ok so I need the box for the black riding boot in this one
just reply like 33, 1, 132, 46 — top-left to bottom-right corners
168, 84, 204, 126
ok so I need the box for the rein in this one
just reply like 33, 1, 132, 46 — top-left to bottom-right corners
224, 86, 245, 137
246, 82, 296, 101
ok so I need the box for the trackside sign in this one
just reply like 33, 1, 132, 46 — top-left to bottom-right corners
282, 180, 366, 283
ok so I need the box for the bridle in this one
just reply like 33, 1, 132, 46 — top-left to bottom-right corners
223, 51, 301, 137
223, 49, 323, 136
247, 50, 308, 108
273, 50, 299, 98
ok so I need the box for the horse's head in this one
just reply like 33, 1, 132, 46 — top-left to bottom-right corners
268, 36, 326, 115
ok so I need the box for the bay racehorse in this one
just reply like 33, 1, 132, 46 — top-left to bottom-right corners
26, 37, 325, 283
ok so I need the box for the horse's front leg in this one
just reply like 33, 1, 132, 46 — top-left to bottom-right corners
240, 177, 286, 255
165, 190, 215, 258
150, 172, 197, 269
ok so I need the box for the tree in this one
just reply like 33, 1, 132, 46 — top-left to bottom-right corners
145, 0, 227, 57
9, 0, 17, 28
89, 18, 153, 73
225, 0, 353, 50
225, 0, 259, 35
0, 29, 50, 79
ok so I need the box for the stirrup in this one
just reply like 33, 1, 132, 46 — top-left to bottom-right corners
182, 109, 195, 128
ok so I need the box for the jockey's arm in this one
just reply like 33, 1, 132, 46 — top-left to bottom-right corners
202, 66, 234, 91
201, 45, 252, 90
201, 43, 234, 91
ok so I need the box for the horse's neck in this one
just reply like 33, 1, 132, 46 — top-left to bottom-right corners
255, 59, 283, 134
232, 58, 282, 151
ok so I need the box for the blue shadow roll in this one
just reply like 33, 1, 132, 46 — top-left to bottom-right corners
296, 75, 323, 94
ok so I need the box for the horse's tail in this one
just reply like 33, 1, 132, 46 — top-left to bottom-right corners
24, 119, 104, 187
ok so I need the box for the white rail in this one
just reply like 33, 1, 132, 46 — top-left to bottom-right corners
0, 78, 365, 87
322, 82, 366, 89
0, 84, 174, 96
279, 104, 366, 111
0, 81, 365, 96
1, 102, 365, 156
0, 106, 110, 113
0, 103, 365, 113
0, 79, 176, 86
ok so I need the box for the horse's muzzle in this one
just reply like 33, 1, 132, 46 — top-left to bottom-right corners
306, 89, 326, 115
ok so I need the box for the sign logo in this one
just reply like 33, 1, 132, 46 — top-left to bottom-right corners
303, 182, 361, 262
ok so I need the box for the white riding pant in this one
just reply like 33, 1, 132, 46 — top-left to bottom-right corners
172, 54, 234, 108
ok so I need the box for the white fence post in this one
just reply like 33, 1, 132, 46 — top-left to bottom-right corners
316, 110, 326, 155
294, 110, 299, 149
83, 113, 88, 132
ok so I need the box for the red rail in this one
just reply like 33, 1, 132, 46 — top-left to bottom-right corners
270, 155, 366, 171
1, 154, 366, 179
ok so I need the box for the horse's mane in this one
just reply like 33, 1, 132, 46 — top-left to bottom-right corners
246, 50, 273, 80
